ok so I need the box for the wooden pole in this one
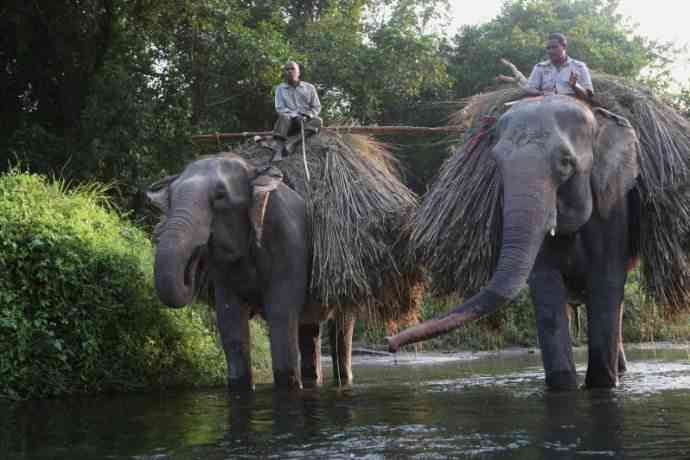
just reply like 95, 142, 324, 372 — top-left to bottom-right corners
191, 125, 464, 144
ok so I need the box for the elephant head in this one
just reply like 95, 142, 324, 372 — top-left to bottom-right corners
388, 95, 640, 350
147, 154, 257, 307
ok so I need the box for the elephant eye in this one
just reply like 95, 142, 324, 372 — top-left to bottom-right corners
212, 186, 225, 201
557, 150, 576, 179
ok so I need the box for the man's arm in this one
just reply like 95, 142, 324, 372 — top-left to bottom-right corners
525, 65, 544, 96
299, 84, 321, 119
309, 86, 321, 118
569, 63, 594, 101
578, 62, 594, 97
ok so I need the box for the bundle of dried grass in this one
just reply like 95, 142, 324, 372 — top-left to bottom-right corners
411, 73, 690, 313
232, 132, 421, 319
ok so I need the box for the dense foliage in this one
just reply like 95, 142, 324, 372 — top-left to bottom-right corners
2, 0, 681, 201
0, 170, 270, 399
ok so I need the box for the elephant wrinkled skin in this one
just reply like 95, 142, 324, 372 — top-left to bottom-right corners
389, 96, 640, 390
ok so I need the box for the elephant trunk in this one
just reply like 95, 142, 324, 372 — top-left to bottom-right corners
388, 176, 555, 352
154, 245, 194, 307
154, 204, 211, 308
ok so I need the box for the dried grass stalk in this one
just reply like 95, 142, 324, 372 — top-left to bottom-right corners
231, 133, 421, 320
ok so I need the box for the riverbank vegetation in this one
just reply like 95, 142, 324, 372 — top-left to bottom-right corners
2, 0, 690, 396
359, 267, 690, 351
0, 170, 272, 399
355, 280, 690, 351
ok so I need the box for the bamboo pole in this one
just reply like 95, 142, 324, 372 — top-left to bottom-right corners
191, 125, 465, 144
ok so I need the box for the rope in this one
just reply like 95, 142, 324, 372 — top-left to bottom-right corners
301, 119, 311, 182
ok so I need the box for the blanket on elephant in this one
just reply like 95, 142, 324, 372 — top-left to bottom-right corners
232, 132, 421, 318
411, 73, 690, 313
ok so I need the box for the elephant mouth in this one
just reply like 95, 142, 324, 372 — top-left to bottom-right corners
185, 245, 209, 296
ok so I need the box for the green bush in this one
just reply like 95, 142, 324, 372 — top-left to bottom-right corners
0, 170, 270, 399
412, 290, 538, 351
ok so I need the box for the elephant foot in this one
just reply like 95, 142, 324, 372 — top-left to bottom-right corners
332, 367, 353, 386
618, 348, 628, 375
273, 369, 303, 390
618, 358, 627, 375
228, 376, 256, 393
585, 369, 618, 389
299, 324, 323, 389
545, 370, 578, 391
301, 366, 323, 388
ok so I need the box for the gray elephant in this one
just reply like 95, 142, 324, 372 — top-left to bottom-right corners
147, 154, 356, 390
389, 95, 641, 389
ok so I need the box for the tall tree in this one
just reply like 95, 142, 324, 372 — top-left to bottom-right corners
0, 0, 114, 140
448, 0, 675, 98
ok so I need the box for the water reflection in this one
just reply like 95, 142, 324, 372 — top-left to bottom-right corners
537, 391, 624, 459
2, 347, 690, 459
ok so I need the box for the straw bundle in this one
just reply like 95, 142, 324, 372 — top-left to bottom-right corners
232, 132, 422, 320
411, 73, 690, 313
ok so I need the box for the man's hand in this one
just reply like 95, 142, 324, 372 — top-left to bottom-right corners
568, 71, 592, 101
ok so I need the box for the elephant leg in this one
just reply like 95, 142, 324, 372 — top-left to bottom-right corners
617, 303, 627, 374
299, 323, 322, 387
214, 288, 254, 392
585, 290, 624, 388
529, 268, 577, 390
329, 311, 355, 386
265, 299, 302, 390
583, 214, 629, 388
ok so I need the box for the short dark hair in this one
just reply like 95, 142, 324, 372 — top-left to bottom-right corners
547, 33, 567, 47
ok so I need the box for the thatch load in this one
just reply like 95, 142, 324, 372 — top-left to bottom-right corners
232, 132, 422, 321
410, 73, 690, 313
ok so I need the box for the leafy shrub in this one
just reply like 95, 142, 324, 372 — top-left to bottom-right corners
0, 170, 270, 399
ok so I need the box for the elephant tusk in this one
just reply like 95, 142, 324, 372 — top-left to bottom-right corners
550, 227, 556, 237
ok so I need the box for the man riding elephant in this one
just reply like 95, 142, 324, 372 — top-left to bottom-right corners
526, 32, 593, 100
497, 33, 593, 101
271, 60, 323, 160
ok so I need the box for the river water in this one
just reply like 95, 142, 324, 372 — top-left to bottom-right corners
3, 346, 690, 459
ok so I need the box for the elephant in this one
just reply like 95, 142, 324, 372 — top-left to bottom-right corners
147, 154, 358, 391
388, 95, 640, 389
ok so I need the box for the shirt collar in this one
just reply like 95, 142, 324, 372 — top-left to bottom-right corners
551, 56, 570, 68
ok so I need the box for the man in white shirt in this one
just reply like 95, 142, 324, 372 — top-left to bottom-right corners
271, 61, 322, 159
525, 33, 593, 100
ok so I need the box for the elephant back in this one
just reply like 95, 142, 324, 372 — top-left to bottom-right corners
232, 133, 422, 320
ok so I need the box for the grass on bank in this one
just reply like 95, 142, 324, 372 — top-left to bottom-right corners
0, 169, 271, 400
357, 269, 690, 351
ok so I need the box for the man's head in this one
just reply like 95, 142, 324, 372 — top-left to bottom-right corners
545, 33, 567, 64
284, 61, 300, 85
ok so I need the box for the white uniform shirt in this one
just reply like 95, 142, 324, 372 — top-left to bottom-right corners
526, 57, 593, 96
274, 81, 321, 118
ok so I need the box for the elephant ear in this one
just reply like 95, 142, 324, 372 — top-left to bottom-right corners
146, 174, 178, 214
591, 108, 640, 219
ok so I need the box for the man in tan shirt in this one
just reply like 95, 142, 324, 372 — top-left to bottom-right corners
525, 33, 593, 100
